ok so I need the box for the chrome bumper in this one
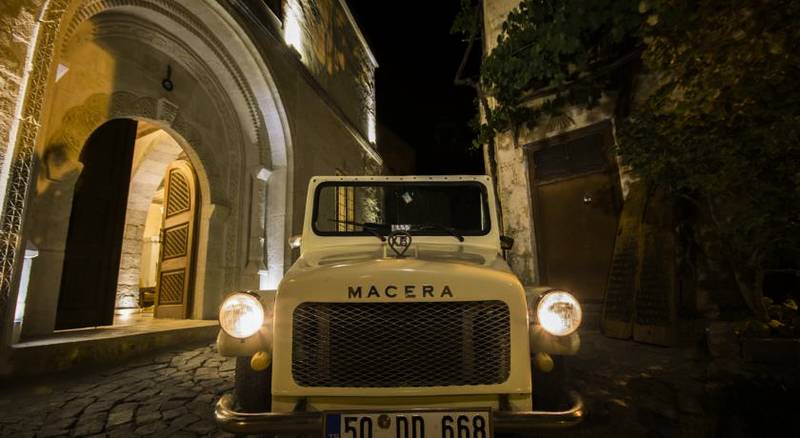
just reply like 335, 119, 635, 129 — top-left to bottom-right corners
215, 392, 585, 435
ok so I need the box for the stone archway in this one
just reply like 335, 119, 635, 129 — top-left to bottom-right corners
21, 88, 219, 335
0, 0, 294, 341
116, 124, 184, 313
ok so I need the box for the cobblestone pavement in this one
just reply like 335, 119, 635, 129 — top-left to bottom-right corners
0, 342, 234, 437
1, 332, 796, 437
560, 329, 798, 438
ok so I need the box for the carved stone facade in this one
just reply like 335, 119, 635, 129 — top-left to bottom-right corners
0, 0, 381, 357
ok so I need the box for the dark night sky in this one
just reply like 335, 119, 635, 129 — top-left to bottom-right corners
347, 1, 484, 175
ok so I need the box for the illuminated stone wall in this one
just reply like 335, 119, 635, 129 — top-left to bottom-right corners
482, 0, 519, 54
284, 0, 377, 145
481, 0, 537, 285
0, 0, 44, 204
116, 130, 183, 311
0, 0, 383, 345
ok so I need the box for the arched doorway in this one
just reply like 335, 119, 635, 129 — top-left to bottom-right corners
3, 0, 293, 341
55, 119, 201, 329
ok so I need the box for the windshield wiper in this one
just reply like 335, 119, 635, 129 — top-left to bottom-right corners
327, 219, 387, 241
410, 224, 465, 242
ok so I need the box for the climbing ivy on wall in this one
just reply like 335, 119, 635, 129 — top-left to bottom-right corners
454, 0, 642, 146
455, 0, 800, 320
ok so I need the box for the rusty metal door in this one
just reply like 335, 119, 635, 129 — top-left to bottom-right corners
530, 122, 621, 303
154, 160, 197, 319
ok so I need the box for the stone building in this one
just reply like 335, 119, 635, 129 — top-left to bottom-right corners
0, 0, 381, 365
481, 1, 687, 346
481, 0, 630, 308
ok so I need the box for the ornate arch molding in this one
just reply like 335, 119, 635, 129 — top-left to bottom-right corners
0, 0, 293, 328
0, 0, 73, 325
83, 11, 251, 278
61, 0, 268, 157
38, 90, 218, 204
89, 15, 236, 178
107, 92, 213, 196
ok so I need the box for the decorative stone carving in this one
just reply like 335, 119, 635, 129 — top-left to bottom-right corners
156, 98, 178, 124
91, 16, 238, 182
62, 0, 265, 151
109, 91, 156, 121
0, 0, 71, 325
1, 0, 290, 328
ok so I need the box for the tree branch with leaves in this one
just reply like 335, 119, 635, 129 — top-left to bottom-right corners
455, 0, 800, 321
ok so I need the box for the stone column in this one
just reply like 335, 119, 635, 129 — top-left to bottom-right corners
193, 202, 229, 319
245, 166, 270, 289
263, 166, 287, 290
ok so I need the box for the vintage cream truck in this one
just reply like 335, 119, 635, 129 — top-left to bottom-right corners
214, 175, 584, 437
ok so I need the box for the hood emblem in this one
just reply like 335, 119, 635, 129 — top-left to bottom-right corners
387, 231, 412, 257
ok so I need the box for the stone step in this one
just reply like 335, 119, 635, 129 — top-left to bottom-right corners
4, 319, 218, 378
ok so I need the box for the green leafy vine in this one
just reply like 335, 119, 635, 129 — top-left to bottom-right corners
454, 0, 800, 320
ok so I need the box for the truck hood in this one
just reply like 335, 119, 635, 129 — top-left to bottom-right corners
271, 242, 532, 398
294, 241, 510, 270
280, 242, 519, 300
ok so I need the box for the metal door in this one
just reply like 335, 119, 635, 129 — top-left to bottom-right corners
530, 122, 621, 303
154, 160, 197, 319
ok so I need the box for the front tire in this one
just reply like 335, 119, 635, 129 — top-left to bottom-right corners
234, 356, 271, 412
531, 355, 569, 410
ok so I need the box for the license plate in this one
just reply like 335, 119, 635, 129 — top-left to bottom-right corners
324, 410, 492, 438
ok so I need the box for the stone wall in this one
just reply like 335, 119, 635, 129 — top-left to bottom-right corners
0, 0, 383, 345
0, 0, 43, 197
482, 0, 625, 286
482, 0, 519, 54
481, 0, 533, 283
116, 131, 183, 310
284, 0, 376, 144
18, 14, 242, 335
0, 0, 46, 349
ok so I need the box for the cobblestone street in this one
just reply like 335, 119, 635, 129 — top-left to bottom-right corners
0, 331, 796, 437
563, 330, 714, 437
563, 330, 798, 438
0, 342, 234, 437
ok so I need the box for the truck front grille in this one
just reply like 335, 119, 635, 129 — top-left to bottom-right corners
291, 301, 511, 388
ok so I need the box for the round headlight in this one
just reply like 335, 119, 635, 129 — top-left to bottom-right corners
536, 290, 582, 336
219, 293, 264, 339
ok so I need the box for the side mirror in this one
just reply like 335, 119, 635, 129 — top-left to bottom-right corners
288, 234, 302, 249
500, 235, 514, 251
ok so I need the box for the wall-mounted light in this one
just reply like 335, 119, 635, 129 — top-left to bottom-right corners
162, 65, 174, 91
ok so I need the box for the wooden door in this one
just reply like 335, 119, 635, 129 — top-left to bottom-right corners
56, 119, 137, 329
530, 122, 621, 304
154, 160, 197, 319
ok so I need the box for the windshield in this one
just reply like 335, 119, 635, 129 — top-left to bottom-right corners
313, 181, 490, 237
